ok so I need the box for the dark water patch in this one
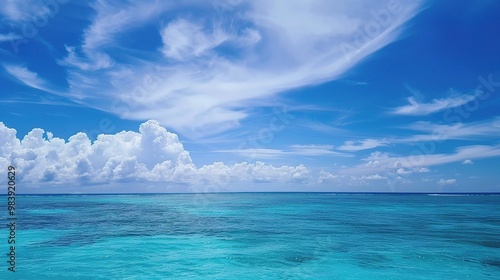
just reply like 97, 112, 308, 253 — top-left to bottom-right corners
482, 259, 500, 268
34, 232, 99, 247
229, 254, 294, 268
283, 254, 316, 263
469, 240, 500, 249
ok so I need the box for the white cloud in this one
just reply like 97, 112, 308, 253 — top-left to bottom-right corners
401, 118, 500, 142
58, 0, 169, 72
462, 159, 473, 165
4, 65, 48, 91
58, 46, 113, 71
317, 170, 339, 184
289, 145, 344, 156
390, 145, 500, 167
416, 167, 430, 173
49, 0, 423, 138
392, 94, 477, 115
0, 121, 311, 188
160, 19, 231, 61
343, 80, 368, 86
83, 0, 168, 51
215, 145, 349, 159
3, 64, 71, 99
341, 145, 500, 176
338, 138, 387, 151
396, 168, 411, 175
0, 33, 21, 42
197, 161, 310, 184
364, 174, 386, 180
350, 174, 387, 181
214, 148, 284, 160
396, 167, 429, 175
0, 0, 46, 22
437, 178, 456, 185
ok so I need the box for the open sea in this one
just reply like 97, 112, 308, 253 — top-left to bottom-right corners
2, 193, 500, 279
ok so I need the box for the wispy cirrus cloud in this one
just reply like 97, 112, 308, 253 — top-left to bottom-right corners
339, 118, 500, 149
338, 138, 388, 152
392, 94, 477, 115
0, 33, 22, 42
160, 18, 231, 61
342, 144, 500, 176
215, 144, 350, 159
3, 64, 85, 101
289, 145, 351, 156
58, 0, 170, 73
32, 0, 424, 138
2, 64, 73, 99
4, 65, 49, 91
401, 118, 500, 142
0, 0, 46, 23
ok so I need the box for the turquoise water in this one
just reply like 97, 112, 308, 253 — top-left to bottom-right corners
3, 193, 500, 279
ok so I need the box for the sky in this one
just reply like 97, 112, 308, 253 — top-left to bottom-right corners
1, 0, 500, 194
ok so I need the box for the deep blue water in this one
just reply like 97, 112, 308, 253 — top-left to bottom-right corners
2, 193, 500, 279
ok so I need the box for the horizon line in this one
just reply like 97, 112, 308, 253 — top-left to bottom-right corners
4, 191, 500, 196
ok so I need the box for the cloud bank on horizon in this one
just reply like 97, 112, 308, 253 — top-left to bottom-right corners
2, 120, 499, 193
0, 120, 310, 191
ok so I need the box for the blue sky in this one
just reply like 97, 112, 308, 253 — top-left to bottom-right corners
1, 0, 500, 193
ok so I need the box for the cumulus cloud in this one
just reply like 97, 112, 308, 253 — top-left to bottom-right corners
395, 167, 429, 175
317, 170, 339, 184
346, 174, 387, 186
396, 168, 411, 175
362, 174, 386, 180
462, 159, 473, 165
0, 120, 310, 188
197, 161, 310, 184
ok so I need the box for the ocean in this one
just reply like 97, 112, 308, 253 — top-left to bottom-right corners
3, 193, 500, 279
